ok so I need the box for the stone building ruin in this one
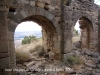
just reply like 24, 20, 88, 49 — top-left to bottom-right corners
0, 0, 100, 75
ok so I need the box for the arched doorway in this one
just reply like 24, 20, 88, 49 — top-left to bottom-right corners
20, 15, 58, 52
72, 16, 94, 50
72, 20, 81, 48
78, 17, 94, 49
7, 14, 61, 75
14, 21, 42, 47
7, 6, 61, 71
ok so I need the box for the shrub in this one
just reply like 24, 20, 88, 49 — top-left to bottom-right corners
29, 44, 44, 53
16, 50, 31, 63
67, 55, 81, 65
16, 38, 43, 63
22, 35, 38, 45
74, 29, 78, 36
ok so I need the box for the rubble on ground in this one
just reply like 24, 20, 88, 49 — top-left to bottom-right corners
17, 48, 100, 75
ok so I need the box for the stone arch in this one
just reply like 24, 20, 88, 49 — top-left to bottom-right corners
73, 16, 94, 50
16, 15, 58, 52
74, 12, 96, 31
8, 5, 60, 35
8, 6, 61, 51
7, 5, 61, 71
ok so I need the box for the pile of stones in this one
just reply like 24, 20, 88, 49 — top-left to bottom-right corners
17, 48, 100, 75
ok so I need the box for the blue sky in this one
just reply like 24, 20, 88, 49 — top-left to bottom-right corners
15, 0, 100, 32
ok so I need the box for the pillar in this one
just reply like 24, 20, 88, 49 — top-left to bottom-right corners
0, 0, 11, 75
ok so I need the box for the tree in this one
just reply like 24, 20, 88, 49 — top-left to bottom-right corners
74, 29, 78, 36
22, 35, 37, 45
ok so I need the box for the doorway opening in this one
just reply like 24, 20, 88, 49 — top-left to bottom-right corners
14, 21, 43, 66
72, 16, 94, 50
72, 20, 81, 48
14, 21, 42, 47
13, 15, 58, 70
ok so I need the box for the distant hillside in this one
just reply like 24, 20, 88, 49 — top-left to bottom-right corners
14, 31, 42, 46
14, 31, 42, 41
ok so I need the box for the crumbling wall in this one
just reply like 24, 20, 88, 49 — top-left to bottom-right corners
62, 0, 99, 61
0, 0, 99, 75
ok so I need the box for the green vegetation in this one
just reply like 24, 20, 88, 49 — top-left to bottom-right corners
16, 38, 43, 64
74, 29, 78, 36
67, 55, 81, 65
21, 35, 38, 45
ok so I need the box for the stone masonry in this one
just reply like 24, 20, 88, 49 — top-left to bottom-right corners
0, 0, 100, 75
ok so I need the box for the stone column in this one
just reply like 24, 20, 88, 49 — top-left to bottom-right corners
63, 20, 73, 53
8, 30, 16, 75
0, 0, 11, 75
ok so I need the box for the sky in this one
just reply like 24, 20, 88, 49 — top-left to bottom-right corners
15, 0, 100, 32
94, 0, 100, 5
15, 21, 42, 32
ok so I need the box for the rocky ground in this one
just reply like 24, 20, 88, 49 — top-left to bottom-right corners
17, 48, 100, 75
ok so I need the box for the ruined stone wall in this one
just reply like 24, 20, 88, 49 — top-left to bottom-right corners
63, 0, 98, 51
62, 0, 99, 61
0, 0, 11, 75
98, 9, 100, 51
0, 0, 99, 75
6, 1, 62, 74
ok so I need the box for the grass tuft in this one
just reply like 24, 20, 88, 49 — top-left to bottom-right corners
67, 55, 81, 65
15, 39, 43, 63
16, 49, 31, 63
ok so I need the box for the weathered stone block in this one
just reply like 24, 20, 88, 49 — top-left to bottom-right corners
36, 2, 44, 8
25, 5, 34, 16
13, 12, 24, 23
8, 20, 18, 32
0, 53, 9, 58
55, 6, 59, 10
64, 39, 72, 53
0, 41, 8, 53
30, 1, 35, 6
8, 31, 14, 41
20, 10, 27, 18
0, 57, 10, 69
21, 0, 29, 4
10, 52, 16, 65
0, 1, 6, 6
35, 7, 45, 16
44, 0, 51, 5
48, 13, 53, 21
0, 6, 7, 11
